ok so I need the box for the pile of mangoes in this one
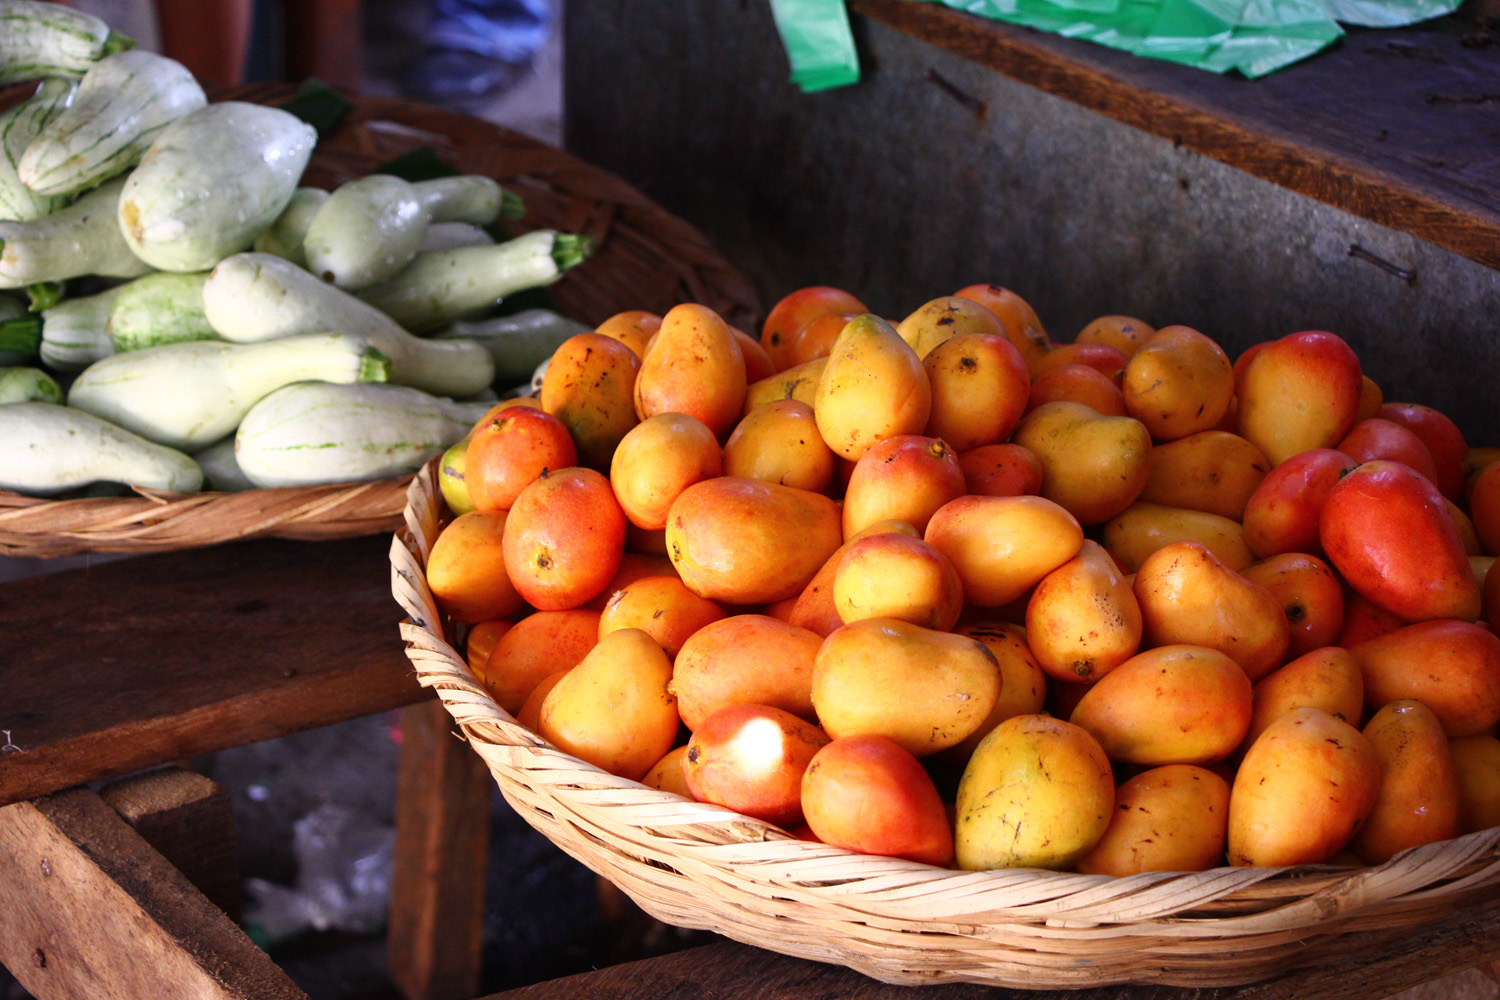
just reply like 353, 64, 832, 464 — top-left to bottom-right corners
423, 283, 1500, 875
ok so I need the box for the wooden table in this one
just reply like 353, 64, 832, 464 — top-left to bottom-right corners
0, 535, 492, 1000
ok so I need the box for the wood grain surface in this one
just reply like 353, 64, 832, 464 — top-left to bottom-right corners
0, 788, 307, 1000
0, 537, 426, 807
851, 0, 1500, 272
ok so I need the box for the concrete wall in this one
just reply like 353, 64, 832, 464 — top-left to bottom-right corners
564, 2, 1500, 443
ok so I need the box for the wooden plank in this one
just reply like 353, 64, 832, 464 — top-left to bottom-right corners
388, 698, 492, 1000
284, 0, 364, 92
0, 787, 307, 1000
850, 0, 1500, 272
479, 891, 1500, 1000
100, 766, 243, 924
0, 537, 427, 808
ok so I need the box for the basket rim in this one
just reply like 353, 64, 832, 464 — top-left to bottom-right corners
391, 457, 1500, 987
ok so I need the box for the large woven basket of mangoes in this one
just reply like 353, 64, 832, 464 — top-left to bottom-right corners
392, 282, 1500, 988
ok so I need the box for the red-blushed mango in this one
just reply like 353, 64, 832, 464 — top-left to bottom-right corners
1070, 645, 1252, 765
609, 412, 722, 530
957, 443, 1044, 497
953, 284, 1052, 371
1241, 448, 1358, 560
465, 406, 577, 513
1379, 401, 1468, 500
922, 332, 1029, 451
954, 715, 1113, 871
641, 745, 693, 798
597, 575, 725, 659
502, 467, 625, 611
540, 332, 641, 471
896, 295, 1009, 360
1075, 314, 1155, 359
1350, 620, 1500, 736
812, 617, 1001, 757
683, 704, 830, 827
1026, 363, 1128, 418
1357, 375, 1384, 421
1338, 591, 1407, 648
1138, 431, 1269, 522
670, 614, 822, 731
1134, 541, 1290, 682
938, 621, 1048, 764
1228, 707, 1381, 866
538, 627, 679, 781
1122, 326, 1234, 442
743, 357, 826, 415
841, 434, 965, 537
634, 302, 746, 437
1030, 342, 1128, 384
801, 735, 954, 866
594, 309, 661, 360
1243, 646, 1364, 749
759, 285, 868, 371
779, 520, 920, 637
786, 310, 857, 368
665, 477, 841, 605
1012, 401, 1151, 525
1321, 460, 1480, 623
722, 399, 835, 494
814, 314, 931, 462
1074, 765, 1230, 876
1236, 330, 1363, 466
1337, 417, 1440, 485
730, 326, 776, 384
1450, 735, 1500, 834
426, 510, 524, 623
1025, 539, 1142, 683
481, 608, 601, 714
1241, 553, 1344, 659
1103, 501, 1253, 574
925, 494, 1083, 607
833, 532, 963, 631
1349, 700, 1460, 865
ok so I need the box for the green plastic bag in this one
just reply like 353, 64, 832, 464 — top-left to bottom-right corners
769, 0, 1464, 85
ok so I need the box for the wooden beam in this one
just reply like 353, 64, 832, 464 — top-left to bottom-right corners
0, 787, 307, 1000
388, 699, 493, 1000
100, 766, 243, 924
479, 893, 1500, 1000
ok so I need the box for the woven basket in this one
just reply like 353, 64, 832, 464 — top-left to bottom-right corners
0, 83, 759, 558
392, 458, 1500, 989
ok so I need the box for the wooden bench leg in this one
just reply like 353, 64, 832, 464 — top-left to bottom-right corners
389, 699, 493, 1000
0, 785, 307, 1000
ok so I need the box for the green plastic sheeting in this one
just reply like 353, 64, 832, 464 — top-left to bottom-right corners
769, 0, 1464, 86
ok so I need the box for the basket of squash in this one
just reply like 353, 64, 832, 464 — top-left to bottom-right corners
0, 0, 757, 557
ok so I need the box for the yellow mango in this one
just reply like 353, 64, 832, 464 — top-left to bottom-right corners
1025, 539, 1142, 683
924, 494, 1083, 607
1075, 765, 1230, 875
634, 302, 746, 437
814, 314, 931, 461
1138, 431, 1269, 521
1012, 401, 1152, 526
1349, 700, 1460, 865
1103, 501, 1254, 573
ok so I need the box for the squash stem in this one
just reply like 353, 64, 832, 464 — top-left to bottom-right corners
360, 346, 393, 383
102, 30, 137, 56
499, 188, 525, 221
551, 234, 594, 272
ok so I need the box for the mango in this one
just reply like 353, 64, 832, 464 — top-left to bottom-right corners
801, 735, 954, 866
841, 434, 964, 537
896, 295, 1009, 360
1012, 401, 1151, 525
502, 467, 626, 611
1236, 330, 1363, 466
683, 704, 829, 826
1025, 539, 1142, 683
634, 302, 746, 436
814, 314, 931, 461
1104, 501, 1254, 574
922, 333, 1030, 451
1122, 325, 1234, 441
671, 614, 822, 730
598, 575, 725, 659
722, 399, 834, 494
1138, 431, 1268, 521
924, 494, 1083, 607
540, 332, 641, 471
1075, 765, 1230, 876
1350, 620, 1500, 737
609, 412, 722, 530
1349, 700, 1460, 865
832, 532, 963, 631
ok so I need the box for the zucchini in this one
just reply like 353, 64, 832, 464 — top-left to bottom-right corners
0, 78, 74, 222
438, 307, 589, 387
0, 291, 35, 363
251, 186, 327, 268
234, 381, 493, 488
0, 364, 60, 402
106, 270, 217, 351
0, 174, 152, 287
202, 252, 496, 398
67, 331, 391, 451
410, 175, 517, 225
37, 283, 124, 371
419, 222, 494, 253
0, 400, 201, 496
302, 174, 429, 290
19, 49, 207, 197
0, 1, 134, 85
119, 101, 317, 272
192, 435, 255, 492
357, 229, 592, 334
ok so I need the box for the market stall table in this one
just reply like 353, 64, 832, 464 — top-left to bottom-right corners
0, 536, 491, 1000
